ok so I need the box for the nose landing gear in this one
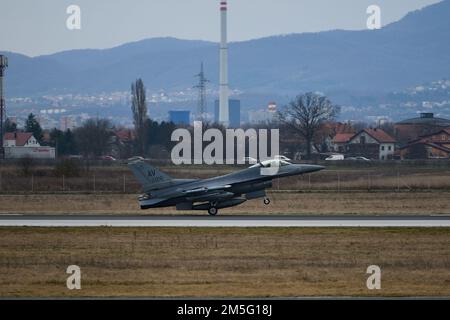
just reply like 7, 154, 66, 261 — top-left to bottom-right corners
264, 197, 271, 205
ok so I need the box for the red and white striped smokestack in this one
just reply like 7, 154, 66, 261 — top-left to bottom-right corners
219, 0, 229, 126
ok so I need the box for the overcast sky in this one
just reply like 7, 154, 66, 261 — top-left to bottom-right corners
0, 0, 441, 57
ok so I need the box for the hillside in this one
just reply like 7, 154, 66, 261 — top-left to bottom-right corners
1, 0, 450, 100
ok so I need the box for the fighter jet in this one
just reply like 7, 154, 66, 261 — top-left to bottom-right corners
128, 157, 324, 215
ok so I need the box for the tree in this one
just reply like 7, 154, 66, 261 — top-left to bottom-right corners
4, 118, 17, 133
49, 128, 63, 148
131, 79, 148, 156
49, 128, 77, 156
25, 113, 44, 144
145, 119, 177, 155
278, 92, 340, 159
74, 118, 113, 160
142, 119, 177, 159
64, 129, 77, 155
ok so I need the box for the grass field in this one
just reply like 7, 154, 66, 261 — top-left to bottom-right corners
0, 227, 449, 297
1, 163, 450, 193
1, 191, 449, 215
1, 163, 449, 297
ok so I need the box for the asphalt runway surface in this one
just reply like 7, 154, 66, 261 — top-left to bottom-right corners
0, 214, 450, 227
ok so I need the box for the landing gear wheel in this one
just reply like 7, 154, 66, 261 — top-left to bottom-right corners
208, 207, 218, 216
264, 197, 271, 205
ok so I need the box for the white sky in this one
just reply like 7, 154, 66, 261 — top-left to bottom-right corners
0, 0, 441, 56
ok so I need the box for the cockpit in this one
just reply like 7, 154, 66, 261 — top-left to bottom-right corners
249, 159, 291, 168
139, 193, 152, 200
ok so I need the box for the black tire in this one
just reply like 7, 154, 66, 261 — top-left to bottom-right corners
208, 207, 218, 216
264, 198, 271, 205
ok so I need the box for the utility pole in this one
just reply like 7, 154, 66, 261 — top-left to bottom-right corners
194, 62, 209, 121
0, 55, 8, 160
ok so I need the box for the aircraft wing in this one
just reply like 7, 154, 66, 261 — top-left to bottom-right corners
182, 185, 234, 202
182, 185, 232, 196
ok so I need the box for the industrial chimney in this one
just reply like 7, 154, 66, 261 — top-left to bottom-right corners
219, 1, 229, 126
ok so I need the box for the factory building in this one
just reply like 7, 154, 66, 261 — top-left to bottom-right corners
169, 110, 190, 126
214, 99, 240, 127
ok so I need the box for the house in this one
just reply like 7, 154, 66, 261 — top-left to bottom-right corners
347, 128, 396, 160
307, 122, 355, 154
2, 132, 55, 159
395, 113, 450, 144
3, 132, 40, 147
412, 129, 450, 149
114, 130, 135, 143
398, 141, 450, 159
331, 133, 354, 153
110, 129, 136, 159
397, 129, 450, 159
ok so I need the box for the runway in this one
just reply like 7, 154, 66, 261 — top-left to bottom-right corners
1, 214, 450, 227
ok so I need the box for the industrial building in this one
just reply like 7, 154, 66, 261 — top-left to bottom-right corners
169, 110, 190, 126
214, 99, 240, 127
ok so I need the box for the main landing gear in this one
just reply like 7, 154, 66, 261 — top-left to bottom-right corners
264, 197, 271, 205
208, 202, 218, 216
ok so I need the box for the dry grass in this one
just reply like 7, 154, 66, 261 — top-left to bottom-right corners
0, 227, 449, 297
1, 164, 449, 193
1, 191, 450, 215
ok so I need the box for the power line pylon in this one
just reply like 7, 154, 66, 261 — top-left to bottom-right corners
194, 62, 209, 121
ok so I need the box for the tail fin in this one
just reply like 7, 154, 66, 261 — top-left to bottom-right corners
127, 158, 172, 191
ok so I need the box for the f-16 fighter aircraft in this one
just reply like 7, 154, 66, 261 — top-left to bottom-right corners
128, 157, 324, 215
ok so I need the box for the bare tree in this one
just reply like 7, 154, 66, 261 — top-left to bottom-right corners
17, 156, 35, 177
74, 118, 113, 170
278, 92, 340, 159
131, 79, 148, 156
352, 121, 370, 132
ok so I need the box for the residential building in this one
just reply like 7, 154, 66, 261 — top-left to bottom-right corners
60, 116, 76, 131
397, 128, 450, 159
413, 129, 450, 149
347, 128, 396, 160
398, 141, 450, 159
3, 132, 39, 147
395, 113, 450, 144
3, 132, 55, 159
331, 133, 354, 153
111, 129, 135, 159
